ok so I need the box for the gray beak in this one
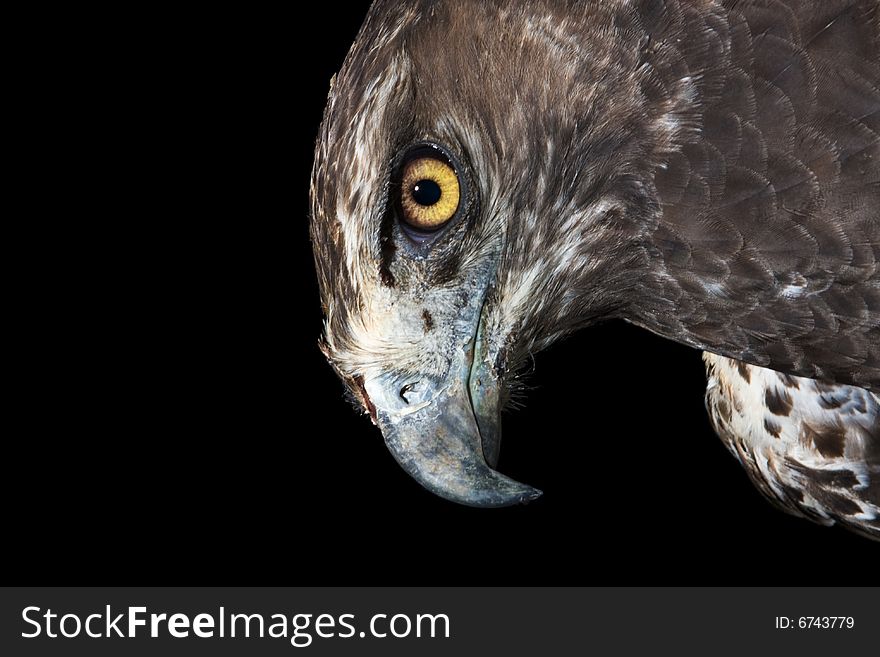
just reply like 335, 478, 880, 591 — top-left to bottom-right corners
363, 333, 541, 508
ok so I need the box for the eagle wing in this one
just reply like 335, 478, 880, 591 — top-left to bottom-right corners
635, 0, 879, 389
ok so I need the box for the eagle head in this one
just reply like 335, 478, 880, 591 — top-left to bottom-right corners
311, 0, 688, 506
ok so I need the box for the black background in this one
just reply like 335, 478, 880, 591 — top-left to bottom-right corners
13, 2, 875, 586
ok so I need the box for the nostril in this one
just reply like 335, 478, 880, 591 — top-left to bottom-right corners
399, 382, 418, 403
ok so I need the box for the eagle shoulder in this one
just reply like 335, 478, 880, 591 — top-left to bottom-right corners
630, 0, 879, 389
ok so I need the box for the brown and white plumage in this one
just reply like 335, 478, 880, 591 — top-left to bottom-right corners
635, 0, 880, 540
311, 0, 879, 538
705, 354, 878, 540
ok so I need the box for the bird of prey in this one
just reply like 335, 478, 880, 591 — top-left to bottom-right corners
310, 0, 879, 540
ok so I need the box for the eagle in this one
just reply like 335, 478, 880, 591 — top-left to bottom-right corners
310, 0, 879, 540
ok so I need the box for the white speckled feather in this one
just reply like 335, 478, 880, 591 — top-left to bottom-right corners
704, 353, 879, 540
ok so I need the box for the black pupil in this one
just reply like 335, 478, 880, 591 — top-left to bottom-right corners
411, 179, 442, 206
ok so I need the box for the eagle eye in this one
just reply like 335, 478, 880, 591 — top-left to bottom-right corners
396, 149, 461, 232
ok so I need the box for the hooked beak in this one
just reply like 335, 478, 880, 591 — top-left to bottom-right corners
362, 319, 541, 508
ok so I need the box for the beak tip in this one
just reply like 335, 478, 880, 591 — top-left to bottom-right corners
524, 488, 543, 503
370, 370, 538, 509
460, 479, 543, 508
508, 485, 542, 507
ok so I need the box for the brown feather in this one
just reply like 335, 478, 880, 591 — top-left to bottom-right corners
628, 0, 879, 389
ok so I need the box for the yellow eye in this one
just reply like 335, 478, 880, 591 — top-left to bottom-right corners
399, 156, 460, 230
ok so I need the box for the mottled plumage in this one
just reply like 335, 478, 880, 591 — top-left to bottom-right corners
311, 0, 879, 538
706, 354, 878, 540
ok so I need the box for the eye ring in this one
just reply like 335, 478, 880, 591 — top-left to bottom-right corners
394, 144, 465, 238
